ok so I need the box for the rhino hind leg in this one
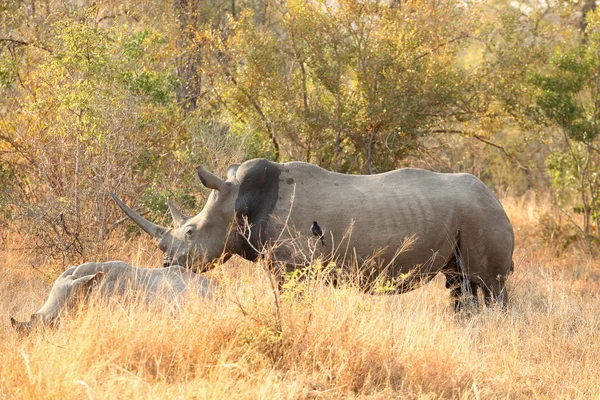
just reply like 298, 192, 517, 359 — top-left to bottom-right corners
453, 225, 512, 311
451, 272, 509, 311
443, 257, 480, 313
480, 278, 508, 310
446, 273, 480, 313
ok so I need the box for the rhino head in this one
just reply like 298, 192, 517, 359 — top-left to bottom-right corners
10, 268, 103, 333
111, 165, 241, 272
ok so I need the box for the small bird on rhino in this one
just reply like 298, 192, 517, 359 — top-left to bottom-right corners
312, 221, 325, 246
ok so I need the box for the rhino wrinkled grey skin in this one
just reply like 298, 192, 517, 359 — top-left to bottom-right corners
112, 159, 514, 309
10, 261, 216, 333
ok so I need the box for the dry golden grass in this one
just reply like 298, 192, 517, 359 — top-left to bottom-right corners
2, 193, 600, 399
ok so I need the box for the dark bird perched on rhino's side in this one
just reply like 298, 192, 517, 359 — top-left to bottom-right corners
10, 261, 216, 333
312, 221, 325, 246
112, 158, 514, 310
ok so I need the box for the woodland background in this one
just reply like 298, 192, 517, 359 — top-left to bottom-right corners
1, 0, 600, 264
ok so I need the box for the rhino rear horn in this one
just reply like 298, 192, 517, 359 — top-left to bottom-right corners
168, 201, 189, 228
110, 193, 167, 238
197, 167, 227, 192
226, 164, 240, 180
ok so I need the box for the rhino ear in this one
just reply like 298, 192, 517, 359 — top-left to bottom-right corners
168, 201, 189, 228
72, 271, 104, 293
197, 166, 227, 192
226, 164, 240, 180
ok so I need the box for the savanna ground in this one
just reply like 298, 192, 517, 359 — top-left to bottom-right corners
1, 193, 599, 399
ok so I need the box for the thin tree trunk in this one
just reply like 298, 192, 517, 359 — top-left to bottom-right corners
365, 124, 376, 174
333, 45, 342, 172
580, 0, 597, 36
173, 0, 202, 113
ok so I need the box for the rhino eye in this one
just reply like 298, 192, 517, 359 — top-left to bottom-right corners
185, 227, 194, 238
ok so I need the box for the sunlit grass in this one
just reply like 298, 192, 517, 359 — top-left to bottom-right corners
1, 194, 599, 398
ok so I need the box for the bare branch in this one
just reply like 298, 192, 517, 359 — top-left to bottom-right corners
0, 38, 53, 53
97, 10, 140, 24
414, 34, 470, 62
473, 134, 530, 172
432, 129, 530, 172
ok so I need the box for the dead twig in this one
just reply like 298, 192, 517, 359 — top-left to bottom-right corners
0, 37, 53, 53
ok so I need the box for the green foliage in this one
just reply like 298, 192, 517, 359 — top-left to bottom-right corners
0, 3, 186, 260
123, 70, 175, 105
281, 261, 338, 302
0, 55, 14, 88
545, 149, 578, 189
282, 267, 311, 303
203, 0, 478, 172
372, 276, 400, 295
140, 187, 170, 218
138, 185, 197, 227
53, 20, 110, 74
530, 49, 598, 142
528, 8, 600, 243
121, 30, 176, 106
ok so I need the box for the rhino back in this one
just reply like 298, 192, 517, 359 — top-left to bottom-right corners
138, 266, 214, 300
269, 164, 513, 276
72, 262, 213, 297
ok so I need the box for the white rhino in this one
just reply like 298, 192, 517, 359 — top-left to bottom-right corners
112, 159, 514, 309
10, 261, 216, 332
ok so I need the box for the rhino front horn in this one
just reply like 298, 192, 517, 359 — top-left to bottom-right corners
110, 192, 167, 238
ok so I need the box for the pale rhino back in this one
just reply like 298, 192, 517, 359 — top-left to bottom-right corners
71, 262, 213, 301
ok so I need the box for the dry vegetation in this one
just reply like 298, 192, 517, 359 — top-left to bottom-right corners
1, 194, 599, 399
3, 2, 600, 398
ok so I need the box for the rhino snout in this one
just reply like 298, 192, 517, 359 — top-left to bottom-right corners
10, 316, 32, 334
10, 313, 56, 334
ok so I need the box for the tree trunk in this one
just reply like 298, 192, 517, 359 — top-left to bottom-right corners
173, 0, 202, 113
580, 0, 597, 37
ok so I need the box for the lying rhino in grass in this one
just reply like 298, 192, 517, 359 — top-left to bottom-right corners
10, 261, 216, 333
